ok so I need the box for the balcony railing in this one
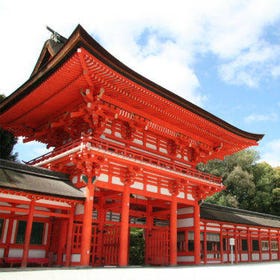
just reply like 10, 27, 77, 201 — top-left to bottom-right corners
27, 137, 222, 185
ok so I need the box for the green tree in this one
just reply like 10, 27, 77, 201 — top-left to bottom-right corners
197, 149, 258, 209
251, 162, 275, 213
224, 165, 255, 209
0, 94, 17, 161
129, 228, 145, 265
197, 149, 280, 215
271, 188, 280, 215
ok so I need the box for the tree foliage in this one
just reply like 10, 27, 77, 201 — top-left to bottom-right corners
0, 94, 17, 161
129, 228, 145, 265
198, 149, 280, 215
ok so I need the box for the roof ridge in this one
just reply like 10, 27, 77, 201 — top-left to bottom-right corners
0, 159, 69, 181
202, 202, 280, 220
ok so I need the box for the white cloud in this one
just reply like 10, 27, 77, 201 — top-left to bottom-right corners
1, 0, 280, 162
219, 42, 280, 87
261, 139, 280, 167
2, 0, 280, 102
271, 65, 280, 78
245, 112, 278, 123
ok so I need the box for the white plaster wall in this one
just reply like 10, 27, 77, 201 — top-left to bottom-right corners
261, 253, 270, 260
206, 226, 221, 232
252, 253, 260, 261
36, 199, 70, 208
0, 193, 30, 201
130, 182, 144, 190
28, 249, 46, 258
178, 207, 193, 214
2, 219, 9, 243
0, 201, 11, 206
160, 188, 171, 196
177, 218, 194, 228
43, 223, 49, 245
146, 143, 156, 150
177, 256, 194, 263
104, 128, 112, 134
75, 204, 84, 215
72, 254, 81, 262
8, 248, 23, 257
177, 192, 184, 198
223, 254, 228, 262
112, 176, 123, 185
241, 254, 248, 261
98, 174, 108, 182
207, 260, 221, 264
272, 253, 278, 260
133, 139, 143, 145
11, 220, 17, 243
147, 184, 158, 193
187, 194, 194, 200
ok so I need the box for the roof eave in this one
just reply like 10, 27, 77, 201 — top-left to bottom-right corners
0, 24, 264, 143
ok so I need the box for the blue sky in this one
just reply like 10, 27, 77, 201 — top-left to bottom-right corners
1, 0, 280, 166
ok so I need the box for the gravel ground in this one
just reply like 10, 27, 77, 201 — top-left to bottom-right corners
0, 262, 279, 280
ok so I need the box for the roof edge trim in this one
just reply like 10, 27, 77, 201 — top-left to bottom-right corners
0, 24, 264, 142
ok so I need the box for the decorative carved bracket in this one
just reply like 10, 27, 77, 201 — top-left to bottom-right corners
120, 115, 148, 141
168, 179, 186, 196
121, 121, 136, 140
70, 147, 105, 180
121, 166, 142, 186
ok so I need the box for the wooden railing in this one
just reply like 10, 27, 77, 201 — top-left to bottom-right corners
27, 137, 222, 185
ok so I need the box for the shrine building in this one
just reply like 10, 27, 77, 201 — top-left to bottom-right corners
0, 25, 279, 268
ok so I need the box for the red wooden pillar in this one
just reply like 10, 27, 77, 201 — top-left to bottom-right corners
80, 180, 95, 266
203, 223, 207, 264
97, 195, 105, 265
21, 200, 35, 267
234, 226, 238, 263
194, 202, 201, 264
258, 228, 261, 261
4, 209, 15, 259
119, 184, 130, 266
57, 219, 68, 265
170, 196, 177, 266
145, 200, 153, 265
65, 204, 75, 266
247, 227, 252, 262
219, 224, 224, 263
268, 229, 272, 261
278, 229, 280, 260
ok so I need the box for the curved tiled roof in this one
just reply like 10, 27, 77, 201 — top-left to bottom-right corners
0, 159, 84, 200
201, 203, 280, 228
0, 25, 263, 143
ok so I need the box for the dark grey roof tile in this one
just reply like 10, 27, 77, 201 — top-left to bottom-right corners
0, 159, 84, 199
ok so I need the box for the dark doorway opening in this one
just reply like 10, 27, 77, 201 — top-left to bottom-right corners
129, 228, 145, 265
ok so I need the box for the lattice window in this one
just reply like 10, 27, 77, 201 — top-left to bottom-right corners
72, 222, 82, 249
271, 240, 279, 251
15, 220, 44, 245
252, 239, 259, 251
206, 233, 220, 252
177, 231, 186, 252
241, 239, 248, 251
0, 218, 4, 242
261, 240, 269, 251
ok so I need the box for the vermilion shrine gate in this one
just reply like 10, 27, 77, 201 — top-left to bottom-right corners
0, 25, 264, 267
